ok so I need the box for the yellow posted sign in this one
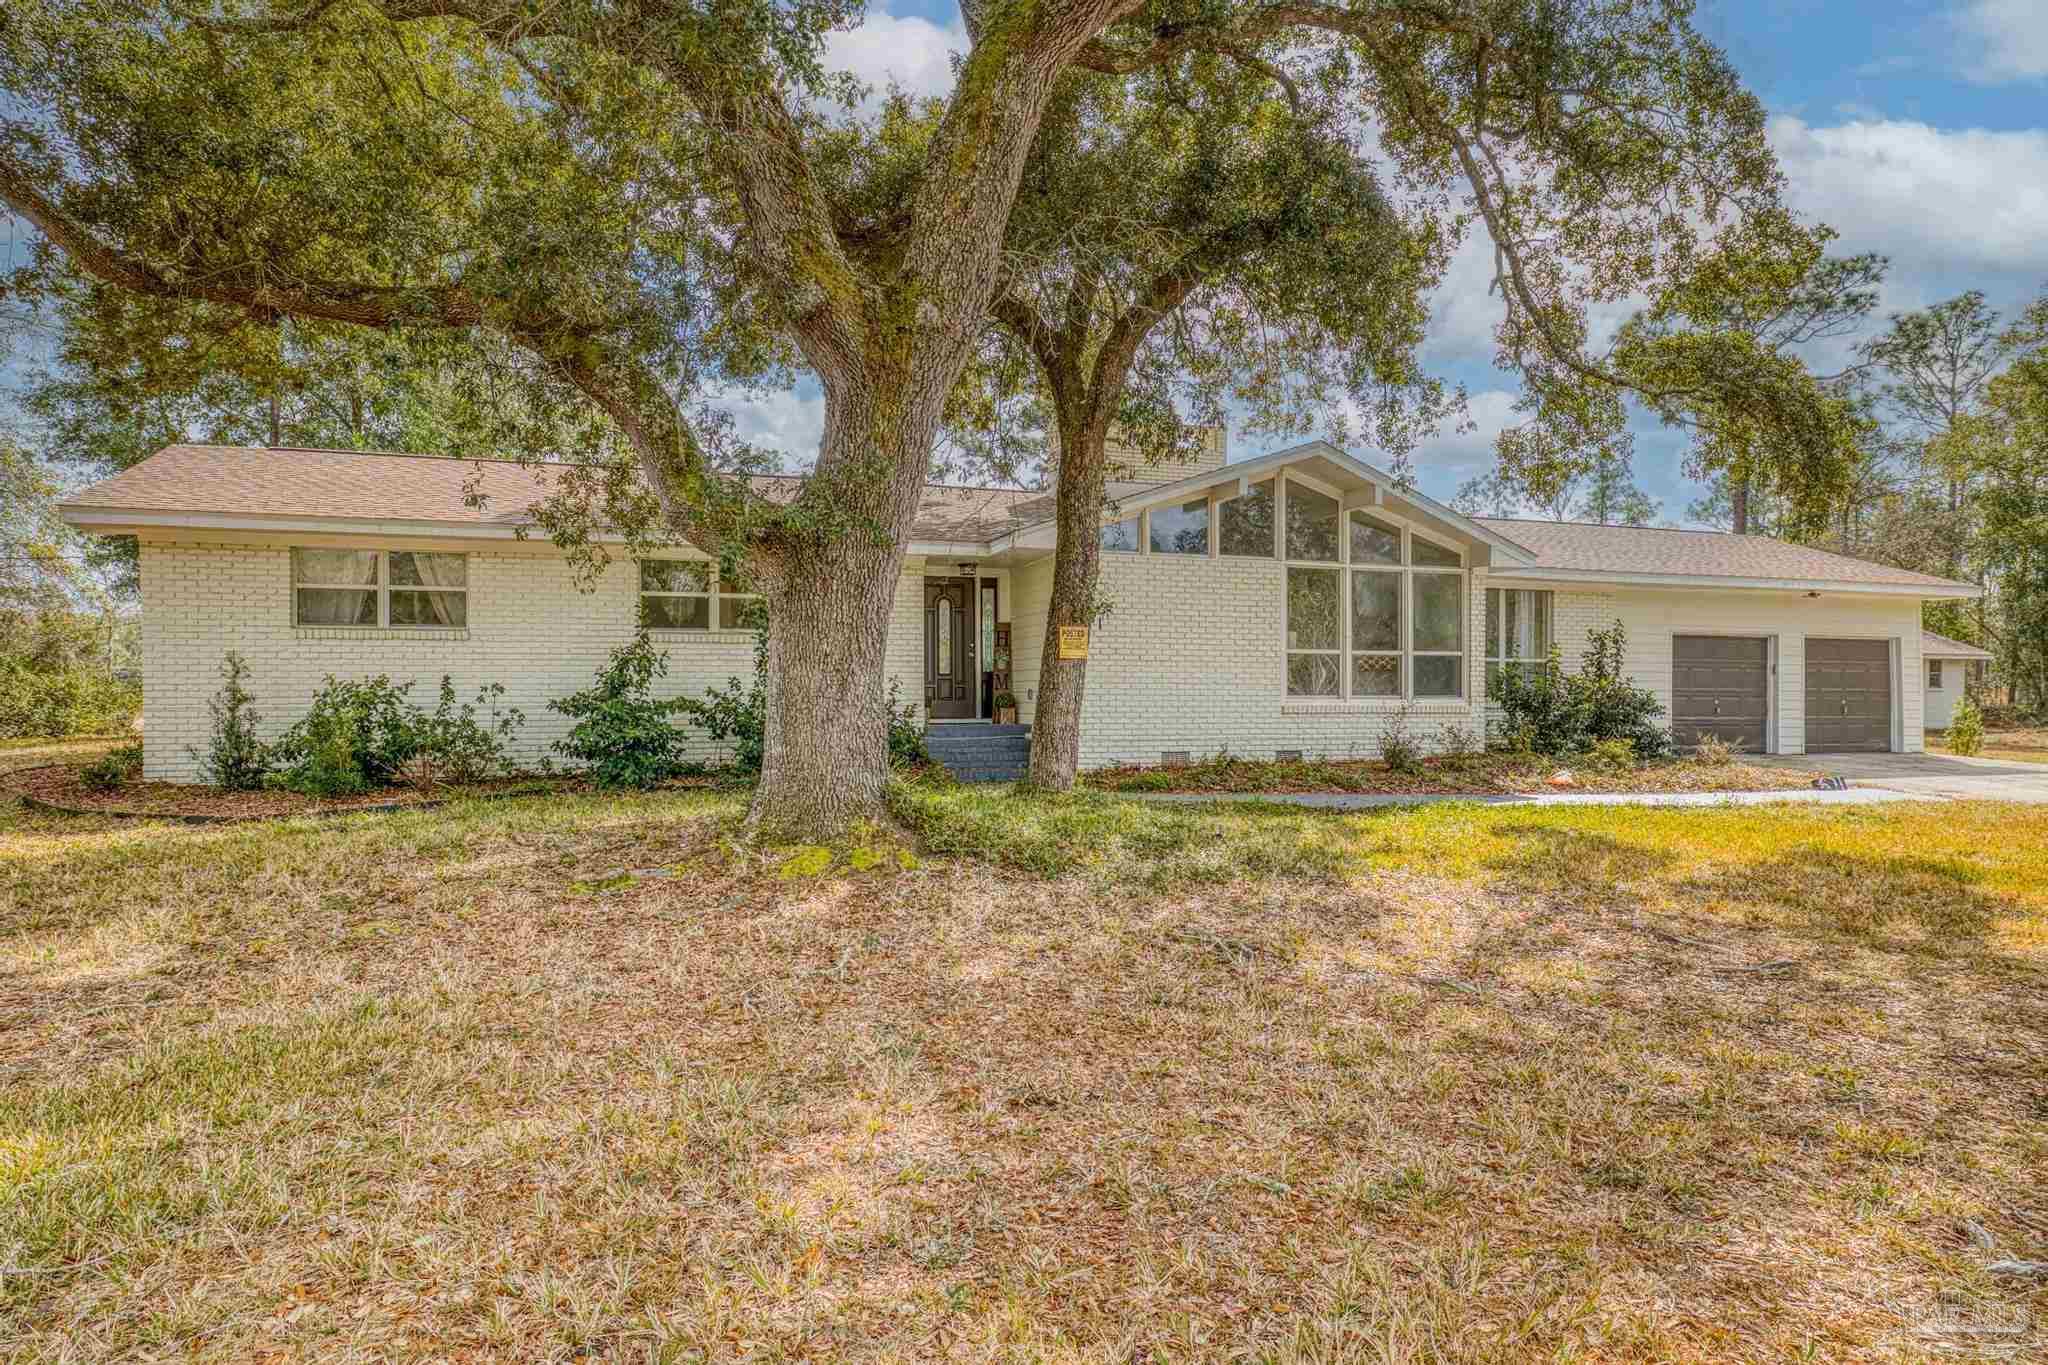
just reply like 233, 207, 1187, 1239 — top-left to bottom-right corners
1058, 625, 1090, 660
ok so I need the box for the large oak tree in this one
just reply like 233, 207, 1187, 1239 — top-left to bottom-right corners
4, 0, 1838, 830
956, 58, 1443, 790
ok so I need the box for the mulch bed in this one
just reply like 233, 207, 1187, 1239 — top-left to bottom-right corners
1, 764, 734, 824
1084, 754, 1822, 797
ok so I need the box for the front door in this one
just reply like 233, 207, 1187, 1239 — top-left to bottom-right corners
924, 577, 976, 720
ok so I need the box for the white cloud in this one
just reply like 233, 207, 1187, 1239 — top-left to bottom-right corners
710, 387, 826, 472
1421, 231, 1506, 364
1950, 0, 2048, 84
822, 10, 966, 104
1767, 115, 2048, 274
1407, 389, 1523, 479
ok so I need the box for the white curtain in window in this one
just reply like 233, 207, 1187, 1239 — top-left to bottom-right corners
390, 552, 468, 626
296, 588, 376, 625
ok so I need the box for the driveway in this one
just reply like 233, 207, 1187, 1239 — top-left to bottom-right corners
1751, 751, 2048, 802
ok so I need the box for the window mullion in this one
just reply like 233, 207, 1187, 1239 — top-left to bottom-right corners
1404, 568, 1415, 701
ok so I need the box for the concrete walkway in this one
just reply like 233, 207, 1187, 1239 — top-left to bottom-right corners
1749, 751, 2048, 803
1136, 786, 1929, 812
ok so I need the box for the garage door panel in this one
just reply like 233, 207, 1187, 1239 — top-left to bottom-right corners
1672, 636, 1768, 751
1805, 638, 1892, 752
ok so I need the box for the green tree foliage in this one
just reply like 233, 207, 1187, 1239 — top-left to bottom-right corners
1950, 298, 2048, 712
0, 434, 83, 608
1599, 243, 1883, 536
1455, 442, 1660, 525
20, 290, 632, 591
0, 0, 1838, 828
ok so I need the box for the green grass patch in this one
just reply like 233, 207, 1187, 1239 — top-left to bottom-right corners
887, 779, 1360, 885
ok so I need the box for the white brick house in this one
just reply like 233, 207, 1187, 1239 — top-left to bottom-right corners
62, 440, 1982, 781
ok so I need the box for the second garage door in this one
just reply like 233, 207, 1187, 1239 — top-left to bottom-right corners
1806, 638, 1893, 752
1672, 635, 1770, 751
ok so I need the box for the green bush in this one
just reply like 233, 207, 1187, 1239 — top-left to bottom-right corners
676, 627, 928, 774
408, 677, 526, 786
1585, 737, 1638, 773
268, 707, 371, 797
1437, 723, 1479, 769
0, 663, 140, 739
252, 671, 526, 797
1947, 695, 1985, 757
1378, 701, 1422, 773
886, 680, 929, 768
1493, 621, 1672, 759
79, 742, 144, 793
192, 652, 271, 791
550, 633, 695, 789
266, 675, 420, 795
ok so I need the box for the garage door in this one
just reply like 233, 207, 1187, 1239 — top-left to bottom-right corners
1806, 638, 1892, 752
1672, 636, 1769, 751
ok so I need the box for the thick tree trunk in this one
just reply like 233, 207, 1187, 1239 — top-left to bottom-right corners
744, 381, 935, 840
1024, 416, 1109, 791
750, 531, 905, 840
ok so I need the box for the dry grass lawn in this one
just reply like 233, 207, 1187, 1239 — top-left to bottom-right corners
3, 773, 2046, 1361
1950, 727, 2048, 764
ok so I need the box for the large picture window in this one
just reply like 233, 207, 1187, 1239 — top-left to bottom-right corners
1080, 468, 1476, 701
1484, 588, 1553, 693
640, 558, 763, 631
1286, 567, 1342, 696
1411, 571, 1464, 697
1285, 482, 1341, 562
1280, 480, 1466, 700
293, 548, 467, 628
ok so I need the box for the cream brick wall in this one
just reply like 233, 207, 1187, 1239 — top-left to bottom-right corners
140, 541, 931, 781
1005, 555, 1925, 765
1013, 552, 1491, 767
139, 537, 1930, 780
1103, 427, 1229, 487
1010, 555, 1053, 721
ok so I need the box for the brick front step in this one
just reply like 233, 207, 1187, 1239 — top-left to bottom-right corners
926, 724, 1031, 782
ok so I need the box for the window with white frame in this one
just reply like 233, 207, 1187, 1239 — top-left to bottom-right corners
1149, 498, 1210, 554
1281, 479, 1467, 700
1218, 478, 1275, 557
293, 548, 467, 628
639, 559, 763, 630
1088, 471, 1473, 699
1100, 515, 1141, 552
1484, 588, 1554, 693
1927, 659, 1942, 689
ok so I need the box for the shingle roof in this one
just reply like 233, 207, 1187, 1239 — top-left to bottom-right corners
1474, 517, 1970, 590
64, 444, 1976, 594
59, 444, 1052, 543
1922, 630, 1993, 659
